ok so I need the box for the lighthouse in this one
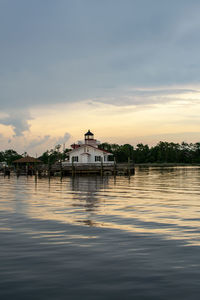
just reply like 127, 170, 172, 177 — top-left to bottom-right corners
84, 130, 99, 147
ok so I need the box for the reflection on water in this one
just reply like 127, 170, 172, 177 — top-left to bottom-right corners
1, 167, 200, 299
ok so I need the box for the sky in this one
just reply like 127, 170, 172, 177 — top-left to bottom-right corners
0, 0, 200, 155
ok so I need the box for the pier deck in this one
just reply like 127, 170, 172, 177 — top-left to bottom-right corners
52, 162, 135, 176
1, 162, 135, 177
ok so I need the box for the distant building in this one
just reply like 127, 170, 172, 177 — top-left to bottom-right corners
13, 155, 42, 175
65, 130, 113, 164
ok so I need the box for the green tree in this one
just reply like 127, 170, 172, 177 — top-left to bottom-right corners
4, 149, 22, 165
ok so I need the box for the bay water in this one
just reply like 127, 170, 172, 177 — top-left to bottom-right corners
1, 167, 200, 299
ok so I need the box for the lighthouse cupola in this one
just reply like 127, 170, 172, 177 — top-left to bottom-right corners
85, 129, 94, 141
84, 130, 98, 147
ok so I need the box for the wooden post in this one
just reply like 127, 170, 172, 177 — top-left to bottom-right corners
128, 157, 131, 177
48, 156, 51, 179
60, 160, 63, 181
132, 165, 135, 175
4, 166, 10, 177
114, 157, 116, 177
35, 163, 38, 183
101, 157, 103, 177
72, 159, 75, 177
16, 163, 20, 177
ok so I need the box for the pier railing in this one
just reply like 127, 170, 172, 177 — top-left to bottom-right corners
62, 162, 114, 167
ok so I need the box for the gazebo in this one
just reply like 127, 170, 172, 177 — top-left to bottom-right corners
13, 156, 42, 175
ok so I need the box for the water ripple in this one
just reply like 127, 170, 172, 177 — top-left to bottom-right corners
1, 167, 200, 299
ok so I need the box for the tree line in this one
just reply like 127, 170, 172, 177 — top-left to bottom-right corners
99, 141, 200, 163
0, 141, 200, 165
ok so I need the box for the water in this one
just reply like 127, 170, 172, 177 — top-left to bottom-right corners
1, 167, 200, 299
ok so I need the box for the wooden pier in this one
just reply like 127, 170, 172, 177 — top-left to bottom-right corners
1, 162, 135, 177
46, 162, 135, 176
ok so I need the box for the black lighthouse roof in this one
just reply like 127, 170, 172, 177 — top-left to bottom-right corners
85, 130, 94, 136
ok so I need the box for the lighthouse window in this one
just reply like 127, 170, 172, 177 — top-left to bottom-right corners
72, 156, 79, 162
95, 156, 101, 162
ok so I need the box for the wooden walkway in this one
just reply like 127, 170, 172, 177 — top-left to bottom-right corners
51, 162, 135, 176
1, 162, 135, 177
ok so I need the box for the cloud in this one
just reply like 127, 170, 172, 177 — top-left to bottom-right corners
0, 111, 32, 136
92, 87, 200, 107
0, 132, 71, 155
1, 1, 200, 152
55, 132, 71, 146
26, 135, 50, 150
1, 1, 200, 113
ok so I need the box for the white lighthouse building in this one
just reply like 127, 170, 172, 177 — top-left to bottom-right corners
64, 130, 113, 164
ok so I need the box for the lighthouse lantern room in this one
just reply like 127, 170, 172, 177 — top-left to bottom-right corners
84, 130, 98, 147
85, 130, 94, 140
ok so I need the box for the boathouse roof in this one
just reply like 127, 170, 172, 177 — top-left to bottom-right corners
13, 156, 42, 163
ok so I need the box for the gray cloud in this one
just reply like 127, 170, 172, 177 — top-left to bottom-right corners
1, 1, 200, 112
93, 88, 200, 107
0, 132, 72, 155
0, 111, 32, 136
26, 135, 50, 150
55, 132, 71, 146
25, 133, 71, 152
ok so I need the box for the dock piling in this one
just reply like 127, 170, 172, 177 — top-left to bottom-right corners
114, 158, 116, 177
72, 159, 75, 177
101, 157, 103, 176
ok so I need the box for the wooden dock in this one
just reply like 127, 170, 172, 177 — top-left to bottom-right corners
49, 162, 135, 176
1, 162, 135, 177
